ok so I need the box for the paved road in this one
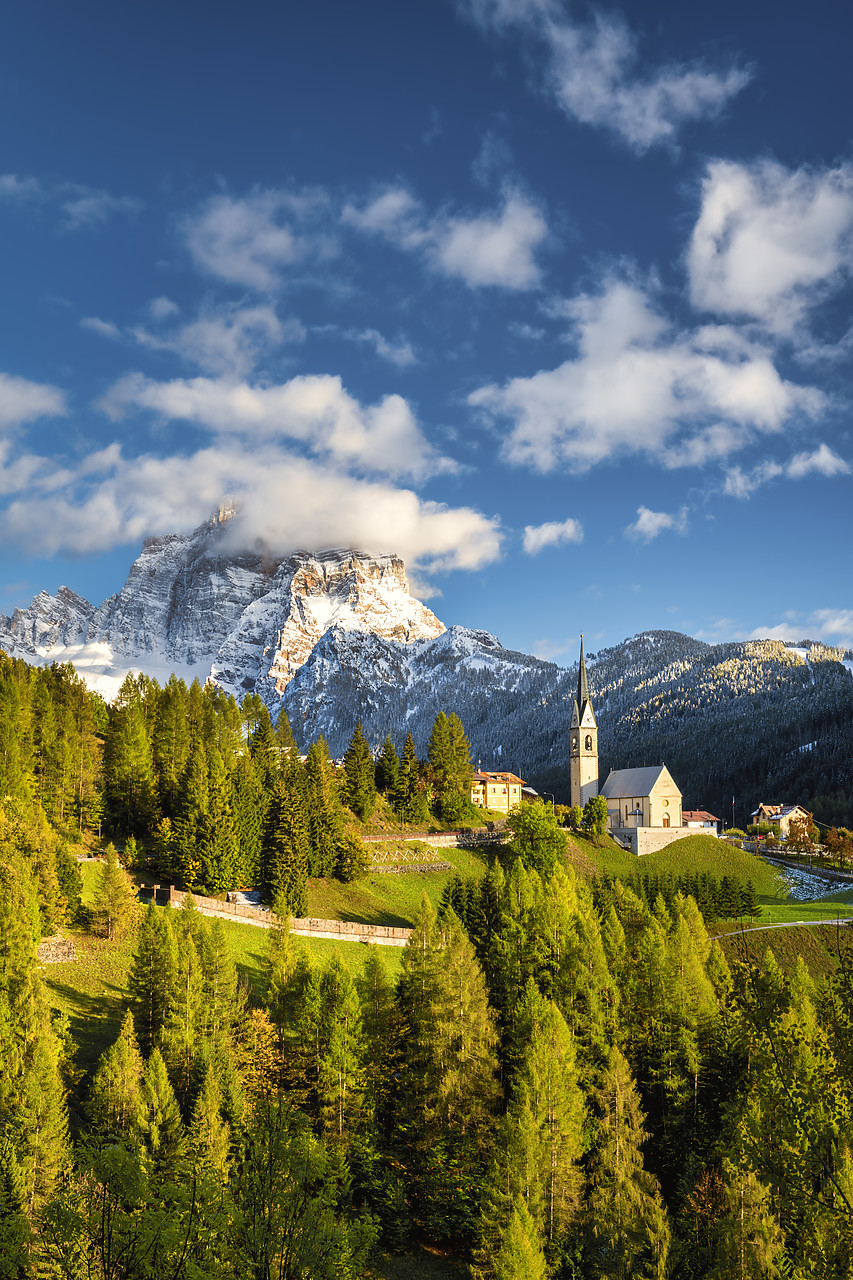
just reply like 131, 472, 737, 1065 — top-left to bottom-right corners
715, 918, 853, 939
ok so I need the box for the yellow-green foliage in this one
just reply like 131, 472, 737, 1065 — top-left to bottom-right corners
306, 847, 489, 927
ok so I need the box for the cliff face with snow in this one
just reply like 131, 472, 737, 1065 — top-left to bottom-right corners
0, 510, 445, 701
3, 511, 853, 822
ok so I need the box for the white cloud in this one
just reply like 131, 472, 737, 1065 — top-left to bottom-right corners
724, 443, 849, 497
786, 442, 849, 478
343, 186, 548, 290
81, 316, 122, 341
459, 1, 749, 152
149, 297, 179, 320
470, 279, 821, 471
0, 173, 140, 228
522, 516, 583, 554
624, 505, 688, 542
0, 372, 66, 430
132, 303, 300, 377
746, 609, 853, 649
100, 371, 450, 483
60, 188, 141, 229
344, 328, 417, 367
183, 189, 336, 290
688, 160, 853, 333
0, 442, 501, 572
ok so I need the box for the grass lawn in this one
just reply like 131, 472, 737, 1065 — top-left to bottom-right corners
45, 894, 404, 1084
716, 923, 853, 981
306, 848, 489, 927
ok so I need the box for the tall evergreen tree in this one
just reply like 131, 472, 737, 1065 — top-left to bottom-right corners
264, 756, 310, 916
92, 844, 136, 940
129, 903, 177, 1055
343, 722, 376, 821
138, 1047, 186, 1174
88, 1010, 144, 1138
585, 1045, 670, 1280
304, 737, 345, 877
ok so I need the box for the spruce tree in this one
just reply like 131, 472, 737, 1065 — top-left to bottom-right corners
264, 758, 310, 916
343, 723, 376, 821
187, 1062, 230, 1177
0, 1135, 30, 1278
318, 958, 366, 1144
493, 1201, 548, 1280
395, 732, 429, 825
129, 903, 177, 1055
304, 737, 346, 877
375, 736, 400, 798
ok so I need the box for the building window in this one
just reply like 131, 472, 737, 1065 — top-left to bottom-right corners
584, 734, 593, 750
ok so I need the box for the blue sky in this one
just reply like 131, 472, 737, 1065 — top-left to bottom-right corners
1, 0, 852, 660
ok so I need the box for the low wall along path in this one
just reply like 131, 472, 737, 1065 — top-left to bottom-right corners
147, 886, 413, 947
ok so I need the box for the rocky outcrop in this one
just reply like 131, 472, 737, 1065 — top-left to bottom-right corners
0, 507, 445, 703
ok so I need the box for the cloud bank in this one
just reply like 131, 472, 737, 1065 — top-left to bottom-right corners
470, 279, 821, 471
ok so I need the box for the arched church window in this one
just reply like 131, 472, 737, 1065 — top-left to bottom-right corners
572, 736, 578, 751
584, 734, 592, 751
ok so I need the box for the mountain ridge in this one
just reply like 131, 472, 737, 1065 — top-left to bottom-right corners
2, 516, 852, 825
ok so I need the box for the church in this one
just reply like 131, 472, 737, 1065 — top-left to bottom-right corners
569, 638, 688, 857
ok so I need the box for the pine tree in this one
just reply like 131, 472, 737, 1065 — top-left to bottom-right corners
493, 1201, 548, 1280
187, 1062, 230, 1177
512, 982, 585, 1255
161, 932, 206, 1110
103, 674, 158, 835
200, 918, 239, 1040
343, 722, 376, 821
395, 732, 429, 825
427, 712, 473, 824
432, 909, 499, 1145
318, 958, 366, 1144
0, 1135, 30, 1278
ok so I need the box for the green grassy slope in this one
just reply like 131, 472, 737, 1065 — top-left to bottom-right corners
307, 847, 488, 927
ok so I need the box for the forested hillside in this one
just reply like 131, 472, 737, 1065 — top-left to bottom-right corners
3, 651, 853, 1277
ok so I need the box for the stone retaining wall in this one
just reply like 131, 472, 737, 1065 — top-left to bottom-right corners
361, 826, 507, 848
146, 886, 413, 947
612, 827, 707, 857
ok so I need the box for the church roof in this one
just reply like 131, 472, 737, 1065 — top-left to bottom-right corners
600, 766, 677, 799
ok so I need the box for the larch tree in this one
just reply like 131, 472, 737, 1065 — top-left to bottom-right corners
585, 1045, 670, 1280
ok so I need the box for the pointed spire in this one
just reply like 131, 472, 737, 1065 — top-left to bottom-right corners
577, 635, 589, 710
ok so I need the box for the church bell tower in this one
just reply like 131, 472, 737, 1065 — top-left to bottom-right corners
569, 636, 598, 809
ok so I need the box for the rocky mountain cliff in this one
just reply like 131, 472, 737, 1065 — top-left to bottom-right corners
2, 512, 853, 825
0, 509, 445, 701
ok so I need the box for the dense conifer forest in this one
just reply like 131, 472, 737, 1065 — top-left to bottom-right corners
2, 653, 853, 1278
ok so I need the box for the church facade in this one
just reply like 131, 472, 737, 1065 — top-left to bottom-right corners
568, 639, 690, 856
